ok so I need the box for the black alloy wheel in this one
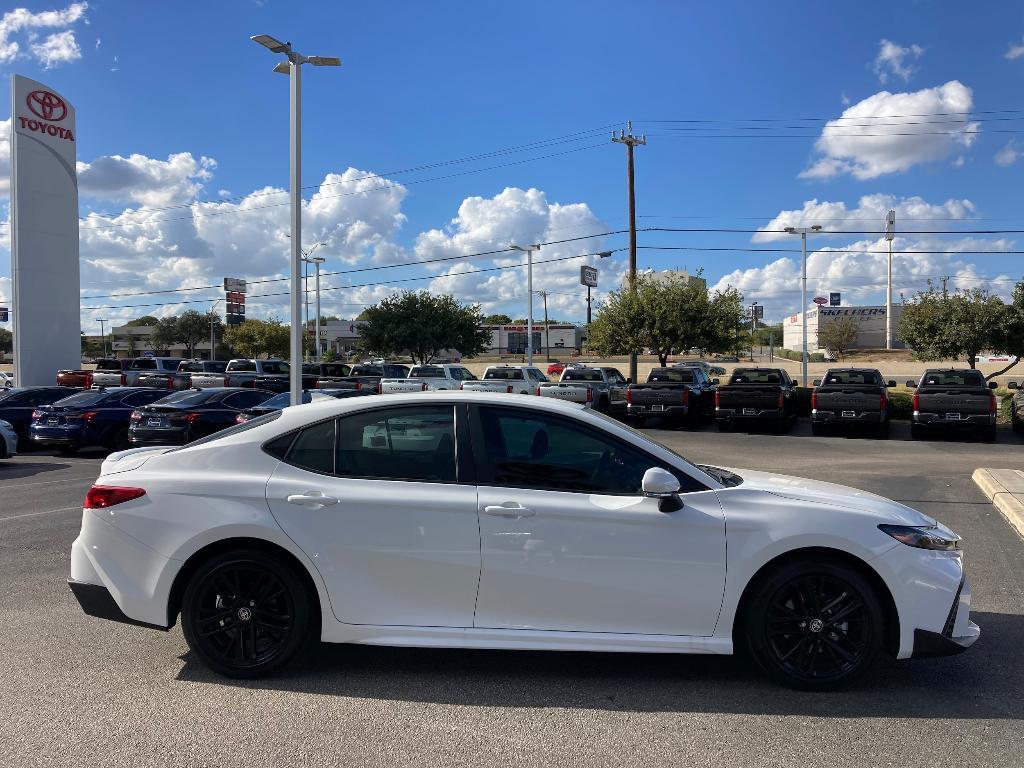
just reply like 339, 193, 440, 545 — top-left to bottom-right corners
181, 550, 312, 678
745, 559, 882, 690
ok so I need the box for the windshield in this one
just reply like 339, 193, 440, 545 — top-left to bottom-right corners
484, 368, 525, 380
730, 369, 783, 384
563, 370, 603, 382
822, 370, 883, 386
52, 391, 111, 407
649, 369, 693, 383
921, 370, 987, 387
260, 362, 290, 375
411, 367, 446, 378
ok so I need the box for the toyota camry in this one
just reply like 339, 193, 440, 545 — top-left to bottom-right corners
68, 392, 977, 689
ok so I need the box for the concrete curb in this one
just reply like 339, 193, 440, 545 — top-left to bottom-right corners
972, 468, 1024, 540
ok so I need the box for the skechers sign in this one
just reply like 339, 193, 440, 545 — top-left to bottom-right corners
19, 90, 75, 142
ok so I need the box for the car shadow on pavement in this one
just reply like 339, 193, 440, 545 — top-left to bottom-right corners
176, 610, 1023, 719
0, 461, 73, 479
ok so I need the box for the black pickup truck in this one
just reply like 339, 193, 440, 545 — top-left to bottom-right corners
715, 367, 798, 432
333, 363, 411, 392
135, 360, 229, 391
811, 368, 896, 437
908, 368, 998, 441
302, 362, 352, 388
626, 366, 717, 428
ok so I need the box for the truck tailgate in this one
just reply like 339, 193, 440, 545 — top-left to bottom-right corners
815, 388, 882, 412
539, 383, 589, 403
918, 390, 992, 415
718, 386, 781, 409
628, 385, 687, 406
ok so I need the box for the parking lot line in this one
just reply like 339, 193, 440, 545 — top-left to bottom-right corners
0, 505, 80, 522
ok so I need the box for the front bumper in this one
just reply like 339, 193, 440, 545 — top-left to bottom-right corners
909, 575, 980, 657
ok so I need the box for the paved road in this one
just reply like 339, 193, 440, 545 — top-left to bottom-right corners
1, 423, 1023, 768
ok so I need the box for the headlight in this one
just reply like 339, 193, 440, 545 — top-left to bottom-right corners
878, 524, 961, 551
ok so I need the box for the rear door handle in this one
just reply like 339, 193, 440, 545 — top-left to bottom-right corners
483, 503, 536, 518
287, 492, 340, 507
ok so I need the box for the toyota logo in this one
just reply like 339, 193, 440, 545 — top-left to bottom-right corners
26, 90, 67, 122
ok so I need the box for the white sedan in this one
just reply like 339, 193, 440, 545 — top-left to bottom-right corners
0, 418, 17, 459
68, 392, 977, 689
0, 371, 13, 389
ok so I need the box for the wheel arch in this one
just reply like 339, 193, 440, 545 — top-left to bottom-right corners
166, 536, 324, 632
731, 546, 900, 657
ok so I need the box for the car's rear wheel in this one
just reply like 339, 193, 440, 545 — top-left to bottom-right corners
181, 549, 313, 678
744, 559, 882, 690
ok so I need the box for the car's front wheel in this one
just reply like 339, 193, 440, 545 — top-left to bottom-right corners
181, 549, 313, 678
743, 558, 883, 690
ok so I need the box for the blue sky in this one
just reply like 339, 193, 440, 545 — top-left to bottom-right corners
1, 0, 1023, 332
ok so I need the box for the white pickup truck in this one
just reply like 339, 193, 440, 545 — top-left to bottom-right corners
189, 359, 300, 392
379, 363, 477, 394
91, 357, 183, 388
459, 365, 548, 394
536, 366, 630, 415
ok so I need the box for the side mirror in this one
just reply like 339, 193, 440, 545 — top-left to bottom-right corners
812, 379, 822, 387
905, 380, 916, 388
642, 467, 683, 513
712, 378, 720, 385
626, 378, 632, 385
1009, 381, 1019, 390
887, 380, 897, 388
989, 381, 998, 390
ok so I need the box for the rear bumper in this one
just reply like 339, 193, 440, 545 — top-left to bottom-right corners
812, 410, 885, 425
67, 579, 167, 631
913, 413, 995, 429
716, 408, 784, 421
627, 404, 689, 417
129, 433, 187, 446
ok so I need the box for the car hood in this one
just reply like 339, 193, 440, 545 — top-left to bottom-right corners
100, 445, 172, 476
723, 467, 935, 526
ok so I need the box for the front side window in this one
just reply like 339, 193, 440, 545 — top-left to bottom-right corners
260, 361, 290, 375
473, 406, 703, 495
336, 405, 457, 483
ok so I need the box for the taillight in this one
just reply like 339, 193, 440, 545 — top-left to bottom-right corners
421, 383, 428, 391
990, 394, 998, 414
354, 381, 362, 391
811, 392, 818, 410
535, 386, 541, 396
912, 393, 919, 411
84, 372, 93, 388
777, 392, 785, 409
186, 412, 201, 423
459, 382, 465, 390
82, 411, 98, 422
506, 384, 513, 394
682, 389, 689, 406
586, 388, 594, 403
625, 388, 632, 403
223, 376, 230, 387
235, 413, 248, 424
880, 393, 887, 412
130, 410, 142, 422
120, 373, 127, 386
31, 409, 44, 419
84, 485, 146, 509
715, 391, 721, 408
167, 378, 175, 390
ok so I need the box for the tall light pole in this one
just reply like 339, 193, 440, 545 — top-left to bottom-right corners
97, 319, 107, 358
295, 240, 325, 360
510, 244, 539, 364
251, 34, 340, 405
307, 254, 325, 360
587, 251, 613, 327
209, 299, 221, 361
885, 209, 895, 350
784, 225, 822, 387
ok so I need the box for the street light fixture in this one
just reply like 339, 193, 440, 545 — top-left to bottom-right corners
784, 225, 822, 387
251, 34, 340, 405
509, 244, 540, 364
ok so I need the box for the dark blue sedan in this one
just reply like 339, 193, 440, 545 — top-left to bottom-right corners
128, 387, 275, 446
30, 387, 171, 453
0, 386, 79, 446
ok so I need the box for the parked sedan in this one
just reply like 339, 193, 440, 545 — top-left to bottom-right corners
0, 386, 79, 445
234, 388, 374, 424
0, 418, 17, 459
0, 371, 14, 389
69, 392, 977, 689
30, 387, 172, 453
128, 387, 275, 446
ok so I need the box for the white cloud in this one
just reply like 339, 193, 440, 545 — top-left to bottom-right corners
77, 152, 217, 206
1007, 37, 1024, 60
0, 119, 10, 196
0, 2, 87, 67
873, 39, 923, 84
995, 139, 1021, 167
801, 81, 979, 180
30, 29, 80, 68
752, 194, 976, 242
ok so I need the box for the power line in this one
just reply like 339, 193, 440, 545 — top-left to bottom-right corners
636, 108, 1024, 123
638, 245, 1024, 255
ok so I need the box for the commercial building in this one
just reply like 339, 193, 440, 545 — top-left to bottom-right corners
485, 324, 584, 356
110, 324, 216, 359
783, 305, 906, 353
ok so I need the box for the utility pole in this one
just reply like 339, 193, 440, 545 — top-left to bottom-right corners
209, 299, 221, 361
536, 290, 551, 362
749, 301, 758, 361
941, 275, 950, 300
97, 319, 107, 358
784, 225, 822, 387
510, 244, 540, 364
885, 209, 895, 350
612, 121, 646, 384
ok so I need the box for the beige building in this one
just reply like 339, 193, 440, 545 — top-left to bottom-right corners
783, 305, 906, 352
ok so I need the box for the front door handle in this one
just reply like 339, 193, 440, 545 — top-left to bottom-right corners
483, 503, 536, 518
287, 492, 340, 508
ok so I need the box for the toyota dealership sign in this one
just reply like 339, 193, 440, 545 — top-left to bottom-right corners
10, 75, 80, 386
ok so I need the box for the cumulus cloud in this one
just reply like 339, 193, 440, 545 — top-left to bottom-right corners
413, 187, 612, 319
1007, 37, 1024, 60
752, 194, 976, 242
0, 2, 87, 67
801, 81, 979, 180
873, 39, 923, 83
77, 153, 217, 206
995, 140, 1021, 167
0, 119, 10, 196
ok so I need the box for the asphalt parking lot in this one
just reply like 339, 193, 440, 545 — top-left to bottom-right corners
1, 422, 1023, 768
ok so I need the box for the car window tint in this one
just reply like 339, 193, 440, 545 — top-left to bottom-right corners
335, 405, 456, 483
54, 391, 110, 407
649, 369, 693, 383
922, 371, 985, 387
225, 391, 274, 409
133, 359, 157, 370
562, 369, 603, 382
474, 406, 702, 495
411, 366, 446, 378
206, 361, 228, 373
122, 390, 166, 407
285, 419, 336, 474
731, 370, 783, 384
484, 368, 525, 380
261, 362, 290, 375
229, 360, 257, 372
351, 365, 382, 376
157, 390, 216, 406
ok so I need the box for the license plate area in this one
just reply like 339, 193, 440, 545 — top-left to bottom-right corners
946, 412, 962, 420
742, 408, 755, 415
147, 418, 164, 427
841, 410, 856, 418
652, 404, 665, 411
47, 417, 59, 425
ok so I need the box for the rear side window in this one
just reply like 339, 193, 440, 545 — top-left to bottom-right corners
286, 420, 336, 474
335, 405, 456, 483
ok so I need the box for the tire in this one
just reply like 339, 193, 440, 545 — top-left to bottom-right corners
875, 421, 890, 440
910, 423, 924, 440
181, 549, 313, 679
811, 422, 826, 437
716, 419, 731, 432
982, 425, 997, 443
743, 558, 883, 690
111, 428, 130, 452
57, 445, 80, 455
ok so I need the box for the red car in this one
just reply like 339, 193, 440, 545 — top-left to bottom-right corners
547, 362, 566, 377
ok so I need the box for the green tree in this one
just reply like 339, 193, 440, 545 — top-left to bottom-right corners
817, 317, 860, 360
0, 327, 13, 355
150, 316, 179, 352
126, 315, 159, 327
898, 284, 1021, 376
359, 291, 491, 364
752, 322, 784, 347
176, 309, 220, 358
222, 318, 290, 359
588, 273, 744, 366
483, 313, 513, 325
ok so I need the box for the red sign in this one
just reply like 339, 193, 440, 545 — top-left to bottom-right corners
27, 90, 67, 121
226, 291, 246, 303
812, 296, 828, 305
